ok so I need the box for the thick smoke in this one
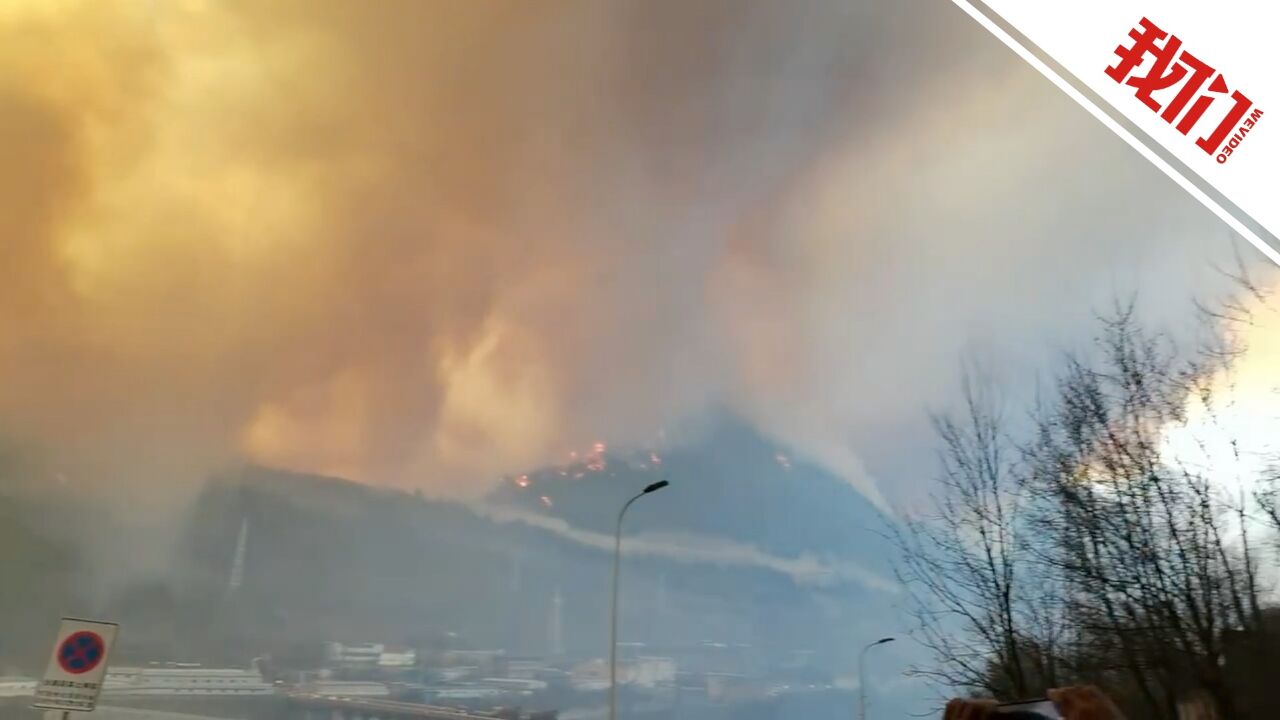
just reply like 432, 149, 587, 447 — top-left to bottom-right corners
0, 0, 1265, 513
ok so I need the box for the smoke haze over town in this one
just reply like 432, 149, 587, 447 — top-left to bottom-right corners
1, 2, 1278, 719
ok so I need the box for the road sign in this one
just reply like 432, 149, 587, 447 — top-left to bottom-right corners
33, 618, 118, 713
57, 632, 106, 675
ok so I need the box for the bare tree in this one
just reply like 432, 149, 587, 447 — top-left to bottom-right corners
897, 300, 1275, 719
1020, 308, 1264, 719
893, 372, 1055, 698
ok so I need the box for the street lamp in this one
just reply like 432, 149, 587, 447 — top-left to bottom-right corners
858, 636, 895, 720
609, 479, 669, 720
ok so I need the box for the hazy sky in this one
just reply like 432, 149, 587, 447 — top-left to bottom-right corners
0, 0, 1274, 513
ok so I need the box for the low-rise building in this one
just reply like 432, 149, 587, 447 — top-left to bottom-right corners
569, 657, 675, 691
303, 680, 390, 698
622, 657, 676, 688
434, 650, 505, 670
568, 659, 608, 692
104, 665, 273, 696
325, 643, 417, 670
326, 643, 382, 668
377, 646, 416, 669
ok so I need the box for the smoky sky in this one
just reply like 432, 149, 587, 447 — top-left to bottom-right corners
0, 0, 1269, 512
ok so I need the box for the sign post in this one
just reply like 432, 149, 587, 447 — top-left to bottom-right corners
32, 618, 118, 714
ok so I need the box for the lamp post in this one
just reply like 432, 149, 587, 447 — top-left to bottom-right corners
609, 479, 669, 720
858, 637, 895, 720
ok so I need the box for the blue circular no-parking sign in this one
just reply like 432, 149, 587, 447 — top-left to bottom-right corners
57, 631, 105, 675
